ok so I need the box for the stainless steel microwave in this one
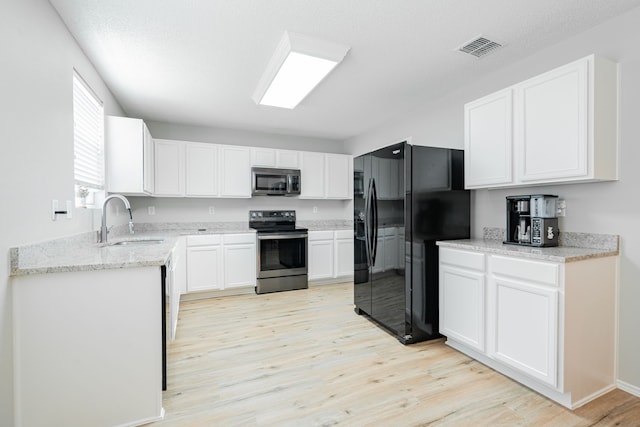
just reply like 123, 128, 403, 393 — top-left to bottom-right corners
251, 167, 301, 196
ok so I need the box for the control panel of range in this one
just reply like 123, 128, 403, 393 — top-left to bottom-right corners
249, 210, 296, 225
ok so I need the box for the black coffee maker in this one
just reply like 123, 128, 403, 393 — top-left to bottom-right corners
505, 195, 559, 247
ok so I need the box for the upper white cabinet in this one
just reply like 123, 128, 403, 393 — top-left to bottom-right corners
464, 89, 513, 187
185, 142, 218, 197
219, 145, 251, 198
464, 55, 618, 189
105, 116, 155, 195
251, 148, 299, 168
300, 152, 352, 200
326, 154, 352, 199
300, 152, 326, 198
154, 139, 185, 196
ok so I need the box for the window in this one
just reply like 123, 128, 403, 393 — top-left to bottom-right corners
73, 70, 104, 208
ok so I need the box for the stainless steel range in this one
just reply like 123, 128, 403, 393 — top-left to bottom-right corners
249, 210, 308, 294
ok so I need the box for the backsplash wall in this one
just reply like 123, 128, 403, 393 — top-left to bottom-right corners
128, 197, 352, 223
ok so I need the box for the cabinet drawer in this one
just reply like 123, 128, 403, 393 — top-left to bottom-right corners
491, 255, 558, 286
223, 233, 256, 245
186, 235, 222, 246
335, 229, 352, 240
440, 248, 485, 272
309, 230, 334, 241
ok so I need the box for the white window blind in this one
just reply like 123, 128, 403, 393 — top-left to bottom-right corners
73, 71, 104, 190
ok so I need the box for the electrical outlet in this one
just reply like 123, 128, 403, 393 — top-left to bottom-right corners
209, 206, 215, 215
557, 199, 566, 217
313, 206, 318, 214
148, 206, 156, 216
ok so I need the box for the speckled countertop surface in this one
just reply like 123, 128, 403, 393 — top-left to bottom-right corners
437, 227, 619, 263
10, 220, 352, 276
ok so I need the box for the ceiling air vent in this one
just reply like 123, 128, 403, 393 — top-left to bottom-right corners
457, 35, 503, 58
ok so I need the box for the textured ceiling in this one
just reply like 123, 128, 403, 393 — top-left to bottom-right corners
49, 0, 640, 140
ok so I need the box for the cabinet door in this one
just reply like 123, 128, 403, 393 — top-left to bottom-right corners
490, 277, 558, 387
439, 264, 485, 352
154, 140, 185, 196
276, 150, 300, 168
335, 236, 354, 278
142, 123, 155, 194
224, 244, 256, 288
300, 152, 325, 198
326, 154, 351, 199
219, 145, 251, 197
464, 89, 513, 188
186, 246, 223, 292
251, 148, 276, 167
185, 143, 218, 196
516, 59, 588, 182
308, 239, 334, 280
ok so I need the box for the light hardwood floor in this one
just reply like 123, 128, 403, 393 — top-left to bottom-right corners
150, 282, 640, 426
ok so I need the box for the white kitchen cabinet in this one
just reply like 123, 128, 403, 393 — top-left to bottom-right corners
105, 116, 155, 195
334, 229, 354, 278
186, 235, 223, 292
491, 271, 558, 387
326, 154, 352, 199
464, 55, 618, 189
251, 147, 299, 168
464, 89, 513, 188
300, 152, 326, 198
186, 233, 256, 292
308, 231, 335, 280
438, 244, 617, 409
300, 152, 352, 199
219, 145, 251, 197
154, 139, 185, 196
439, 248, 486, 352
223, 233, 256, 289
185, 142, 218, 197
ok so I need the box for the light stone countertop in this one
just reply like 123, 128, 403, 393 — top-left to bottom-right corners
10, 220, 352, 276
437, 228, 619, 263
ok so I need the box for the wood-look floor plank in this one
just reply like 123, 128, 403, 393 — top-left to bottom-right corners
149, 282, 640, 427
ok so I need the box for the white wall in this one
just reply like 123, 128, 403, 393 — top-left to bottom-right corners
345, 6, 640, 393
147, 121, 348, 154
0, 1, 124, 425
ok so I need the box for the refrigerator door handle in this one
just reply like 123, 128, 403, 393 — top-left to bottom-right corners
363, 178, 373, 267
370, 178, 378, 267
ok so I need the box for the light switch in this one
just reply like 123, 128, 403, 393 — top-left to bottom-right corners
148, 206, 156, 216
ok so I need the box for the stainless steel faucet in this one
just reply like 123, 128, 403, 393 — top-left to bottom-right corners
98, 194, 134, 243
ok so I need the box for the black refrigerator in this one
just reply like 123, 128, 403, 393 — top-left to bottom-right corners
353, 142, 470, 344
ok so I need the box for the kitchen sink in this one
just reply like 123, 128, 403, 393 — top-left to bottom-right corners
110, 238, 165, 246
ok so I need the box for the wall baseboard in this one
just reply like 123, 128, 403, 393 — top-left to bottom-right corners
617, 380, 640, 398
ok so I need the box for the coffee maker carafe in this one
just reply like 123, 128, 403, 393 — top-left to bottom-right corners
505, 195, 559, 247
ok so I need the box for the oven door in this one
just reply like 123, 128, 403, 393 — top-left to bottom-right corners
257, 233, 308, 279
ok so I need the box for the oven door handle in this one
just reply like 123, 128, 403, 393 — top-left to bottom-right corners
257, 233, 308, 240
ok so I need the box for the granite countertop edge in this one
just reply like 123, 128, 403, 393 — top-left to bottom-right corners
436, 229, 619, 263
10, 220, 353, 276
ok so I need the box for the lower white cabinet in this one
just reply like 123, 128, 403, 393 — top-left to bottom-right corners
185, 233, 256, 292
438, 245, 616, 409
222, 234, 257, 288
439, 248, 486, 352
308, 230, 354, 282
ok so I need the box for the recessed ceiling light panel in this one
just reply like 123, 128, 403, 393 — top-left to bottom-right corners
253, 31, 350, 109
